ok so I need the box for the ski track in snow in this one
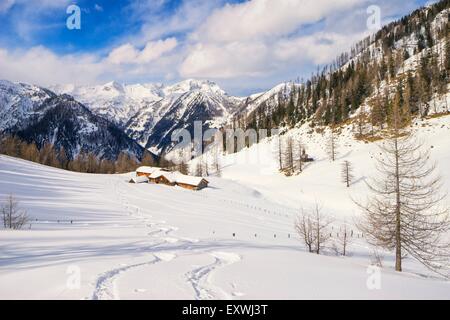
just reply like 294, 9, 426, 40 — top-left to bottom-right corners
92, 179, 243, 300
91, 255, 161, 300
186, 252, 242, 300
91, 179, 181, 300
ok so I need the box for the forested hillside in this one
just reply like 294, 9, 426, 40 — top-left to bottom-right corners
232, 0, 450, 135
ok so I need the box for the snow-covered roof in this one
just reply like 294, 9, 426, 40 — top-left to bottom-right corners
129, 175, 148, 183
164, 171, 179, 184
149, 170, 208, 186
149, 170, 177, 183
173, 172, 208, 186
149, 170, 167, 179
136, 166, 159, 174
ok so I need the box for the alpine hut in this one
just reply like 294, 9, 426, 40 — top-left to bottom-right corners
129, 175, 149, 184
174, 173, 209, 191
149, 170, 177, 186
135, 166, 161, 177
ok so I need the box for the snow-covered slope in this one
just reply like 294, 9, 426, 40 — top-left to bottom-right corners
210, 114, 449, 215
0, 80, 55, 131
0, 80, 146, 160
234, 82, 300, 118
53, 79, 242, 153
1, 111, 450, 300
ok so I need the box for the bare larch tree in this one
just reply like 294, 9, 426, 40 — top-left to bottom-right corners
326, 128, 339, 161
211, 145, 222, 177
295, 211, 315, 253
284, 137, 295, 175
194, 161, 204, 177
297, 140, 304, 173
277, 135, 284, 172
356, 106, 450, 274
295, 203, 333, 254
341, 160, 354, 188
335, 222, 353, 256
1, 194, 29, 230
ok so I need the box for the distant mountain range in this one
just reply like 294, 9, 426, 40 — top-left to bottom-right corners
1, 0, 448, 161
2, 77, 290, 159
0, 80, 148, 161
51, 79, 243, 154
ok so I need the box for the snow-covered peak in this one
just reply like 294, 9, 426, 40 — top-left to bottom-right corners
52, 79, 229, 106
124, 83, 165, 101
0, 80, 57, 131
164, 79, 225, 96
237, 81, 301, 117
102, 81, 125, 94
50, 79, 236, 128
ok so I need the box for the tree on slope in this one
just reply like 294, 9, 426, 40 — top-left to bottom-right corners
283, 137, 295, 175
356, 105, 450, 274
295, 203, 333, 254
141, 151, 156, 167
277, 135, 284, 171
297, 140, 305, 173
341, 160, 354, 188
335, 222, 353, 256
194, 160, 204, 177
175, 149, 189, 175
326, 128, 339, 162
1, 194, 29, 230
212, 146, 222, 177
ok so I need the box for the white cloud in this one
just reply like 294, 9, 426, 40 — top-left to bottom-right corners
193, 0, 361, 43
180, 0, 367, 79
139, 38, 178, 63
0, 47, 103, 86
127, 0, 223, 46
107, 44, 139, 65
275, 32, 368, 65
107, 38, 178, 65
180, 41, 272, 78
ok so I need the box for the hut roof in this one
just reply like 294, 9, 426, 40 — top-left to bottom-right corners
149, 170, 166, 179
136, 166, 159, 174
174, 173, 208, 187
129, 175, 149, 183
150, 170, 177, 183
149, 170, 208, 187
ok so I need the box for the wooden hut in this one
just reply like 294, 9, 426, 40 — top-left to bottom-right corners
149, 171, 176, 186
129, 175, 149, 184
148, 170, 209, 190
175, 174, 209, 191
136, 166, 157, 177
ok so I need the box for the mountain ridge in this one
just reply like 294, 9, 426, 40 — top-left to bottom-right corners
0, 80, 153, 162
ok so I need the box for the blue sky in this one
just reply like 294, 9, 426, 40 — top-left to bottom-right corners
0, 0, 433, 95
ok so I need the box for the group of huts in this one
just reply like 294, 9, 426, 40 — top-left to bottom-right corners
130, 166, 209, 191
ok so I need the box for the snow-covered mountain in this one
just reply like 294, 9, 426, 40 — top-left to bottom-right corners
52, 79, 243, 153
234, 82, 300, 119
50, 81, 165, 126
0, 80, 147, 161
